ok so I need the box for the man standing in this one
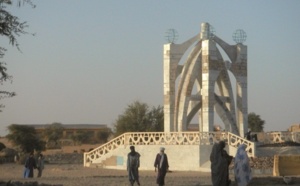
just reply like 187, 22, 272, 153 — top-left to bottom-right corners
37, 153, 45, 177
154, 147, 169, 186
127, 146, 141, 186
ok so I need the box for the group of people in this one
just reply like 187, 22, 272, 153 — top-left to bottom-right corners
210, 141, 252, 186
127, 143, 251, 186
21, 144, 248, 185
127, 146, 169, 186
23, 152, 45, 178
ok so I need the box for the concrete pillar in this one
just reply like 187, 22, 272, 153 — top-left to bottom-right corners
163, 44, 177, 132
234, 44, 248, 136
200, 40, 218, 132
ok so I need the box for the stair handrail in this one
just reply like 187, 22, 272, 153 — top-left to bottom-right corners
123, 131, 230, 146
83, 133, 125, 167
227, 132, 255, 157
84, 131, 255, 167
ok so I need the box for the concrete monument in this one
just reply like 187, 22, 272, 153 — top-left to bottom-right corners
163, 23, 248, 136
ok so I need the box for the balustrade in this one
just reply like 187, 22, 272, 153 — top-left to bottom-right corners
84, 131, 300, 167
228, 132, 255, 157
263, 132, 300, 144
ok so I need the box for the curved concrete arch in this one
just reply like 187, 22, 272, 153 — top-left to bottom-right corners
214, 94, 239, 134
215, 70, 237, 123
212, 35, 248, 136
212, 35, 236, 63
175, 41, 202, 131
163, 34, 200, 132
186, 75, 202, 126
186, 100, 202, 126
163, 23, 248, 137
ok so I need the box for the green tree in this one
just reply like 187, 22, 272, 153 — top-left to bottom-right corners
146, 105, 164, 132
6, 124, 45, 153
0, 0, 35, 51
43, 123, 64, 147
97, 128, 112, 143
71, 131, 90, 145
0, 142, 5, 151
248, 112, 265, 132
113, 101, 164, 136
0, 0, 35, 111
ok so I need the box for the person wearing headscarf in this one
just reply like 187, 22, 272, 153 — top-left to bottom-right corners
154, 147, 169, 186
234, 144, 252, 186
127, 146, 141, 186
210, 141, 233, 186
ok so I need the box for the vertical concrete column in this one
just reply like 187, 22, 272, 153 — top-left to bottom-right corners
235, 44, 248, 136
201, 40, 218, 132
163, 44, 176, 132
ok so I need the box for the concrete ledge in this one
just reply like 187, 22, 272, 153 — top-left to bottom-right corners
273, 155, 300, 176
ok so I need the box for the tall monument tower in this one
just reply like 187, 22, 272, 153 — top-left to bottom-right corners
163, 23, 248, 136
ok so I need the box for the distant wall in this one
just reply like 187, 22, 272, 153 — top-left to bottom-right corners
288, 124, 300, 132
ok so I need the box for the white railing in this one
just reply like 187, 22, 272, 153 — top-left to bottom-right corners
124, 132, 228, 146
84, 131, 300, 167
84, 131, 254, 167
262, 132, 300, 144
228, 132, 255, 157
83, 134, 125, 167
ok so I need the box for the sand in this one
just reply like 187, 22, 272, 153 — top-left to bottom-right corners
0, 163, 299, 186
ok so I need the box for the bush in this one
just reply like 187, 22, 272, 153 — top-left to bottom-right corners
0, 142, 6, 151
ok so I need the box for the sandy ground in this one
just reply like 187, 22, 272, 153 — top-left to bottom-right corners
0, 163, 299, 186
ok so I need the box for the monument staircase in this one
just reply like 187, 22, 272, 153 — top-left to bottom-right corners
83, 131, 255, 169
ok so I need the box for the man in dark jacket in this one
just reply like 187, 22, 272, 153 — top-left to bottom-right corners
127, 146, 141, 186
154, 147, 169, 186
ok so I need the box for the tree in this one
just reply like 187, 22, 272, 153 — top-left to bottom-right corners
0, 0, 35, 111
0, 0, 35, 50
43, 123, 64, 147
146, 105, 164, 132
97, 129, 112, 143
248, 112, 265, 132
6, 124, 45, 153
113, 101, 164, 136
71, 131, 90, 145
0, 142, 5, 151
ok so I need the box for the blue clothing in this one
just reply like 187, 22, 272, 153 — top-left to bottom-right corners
234, 144, 252, 186
24, 156, 37, 178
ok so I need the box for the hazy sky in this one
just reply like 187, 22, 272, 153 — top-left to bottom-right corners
1, 0, 299, 136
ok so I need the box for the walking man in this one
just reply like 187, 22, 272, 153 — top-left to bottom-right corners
127, 146, 141, 186
154, 147, 169, 186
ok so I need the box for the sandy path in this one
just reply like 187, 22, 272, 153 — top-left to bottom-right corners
1, 164, 210, 186
0, 163, 298, 186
